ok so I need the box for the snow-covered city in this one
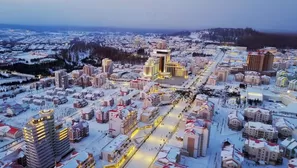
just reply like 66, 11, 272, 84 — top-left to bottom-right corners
1, 25, 297, 168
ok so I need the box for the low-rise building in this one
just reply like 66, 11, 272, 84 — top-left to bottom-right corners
140, 106, 159, 123
55, 151, 95, 168
68, 121, 89, 143
81, 108, 94, 120
289, 80, 297, 91
274, 118, 295, 139
221, 140, 244, 168
227, 111, 244, 131
109, 108, 137, 137
243, 138, 283, 165
195, 94, 208, 106
192, 102, 214, 120
234, 73, 244, 82
207, 75, 217, 85
0, 123, 22, 139
276, 76, 289, 87
243, 122, 278, 143
101, 134, 135, 165
280, 138, 297, 159
153, 145, 184, 168
243, 107, 272, 124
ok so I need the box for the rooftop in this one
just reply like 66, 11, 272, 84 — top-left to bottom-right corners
245, 138, 280, 153
102, 134, 129, 153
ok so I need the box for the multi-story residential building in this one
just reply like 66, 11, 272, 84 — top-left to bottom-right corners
140, 106, 159, 123
55, 69, 69, 89
243, 138, 283, 165
55, 123, 71, 161
207, 75, 217, 85
95, 106, 115, 123
215, 67, 229, 82
276, 70, 288, 78
227, 111, 244, 131
109, 108, 137, 137
261, 75, 271, 85
280, 138, 297, 159
183, 119, 211, 158
274, 118, 295, 139
55, 151, 95, 168
23, 109, 70, 168
244, 51, 274, 72
129, 78, 148, 90
192, 102, 214, 120
244, 74, 261, 85
221, 140, 244, 168
143, 93, 161, 107
288, 158, 297, 168
289, 80, 297, 91
81, 108, 94, 120
243, 122, 278, 143
68, 120, 89, 143
73, 99, 88, 108
195, 94, 208, 106
92, 73, 107, 88
235, 73, 244, 82
102, 58, 113, 76
276, 76, 289, 87
243, 107, 272, 124
101, 134, 135, 165
83, 65, 94, 76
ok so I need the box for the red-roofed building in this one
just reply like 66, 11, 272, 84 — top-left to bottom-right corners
0, 123, 22, 139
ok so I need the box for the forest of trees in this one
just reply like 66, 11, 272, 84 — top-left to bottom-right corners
200, 28, 297, 49
0, 58, 74, 76
71, 41, 148, 66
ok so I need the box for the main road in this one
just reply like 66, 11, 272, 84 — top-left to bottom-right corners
125, 100, 187, 168
124, 50, 226, 168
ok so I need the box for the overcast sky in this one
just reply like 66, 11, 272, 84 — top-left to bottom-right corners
1, 0, 297, 32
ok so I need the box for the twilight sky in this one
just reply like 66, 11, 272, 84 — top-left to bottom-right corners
1, 0, 297, 32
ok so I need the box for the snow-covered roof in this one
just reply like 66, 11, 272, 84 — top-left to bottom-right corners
102, 134, 129, 153
274, 118, 295, 130
244, 122, 276, 133
245, 138, 280, 153
221, 142, 244, 166
244, 107, 271, 115
228, 111, 244, 121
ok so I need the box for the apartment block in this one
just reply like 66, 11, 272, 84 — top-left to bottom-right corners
227, 111, 244, 131
109, 108, 137, 137
101, 134, 135, 164
274, 118, 295, 139
55, 69, 69, 89
23, 109, 70, 168
221, 141, 244, 168
280, 138, 297, 159
183, 119, 211, 158
243, 138, 283, 165
243, 122, 278, 143
68, 120, 89, 143
243, 107, 272, 124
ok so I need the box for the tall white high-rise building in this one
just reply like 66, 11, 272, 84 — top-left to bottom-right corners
23, 110, 70, 168
102, 58, 113, 75
55, 69, 69, 89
